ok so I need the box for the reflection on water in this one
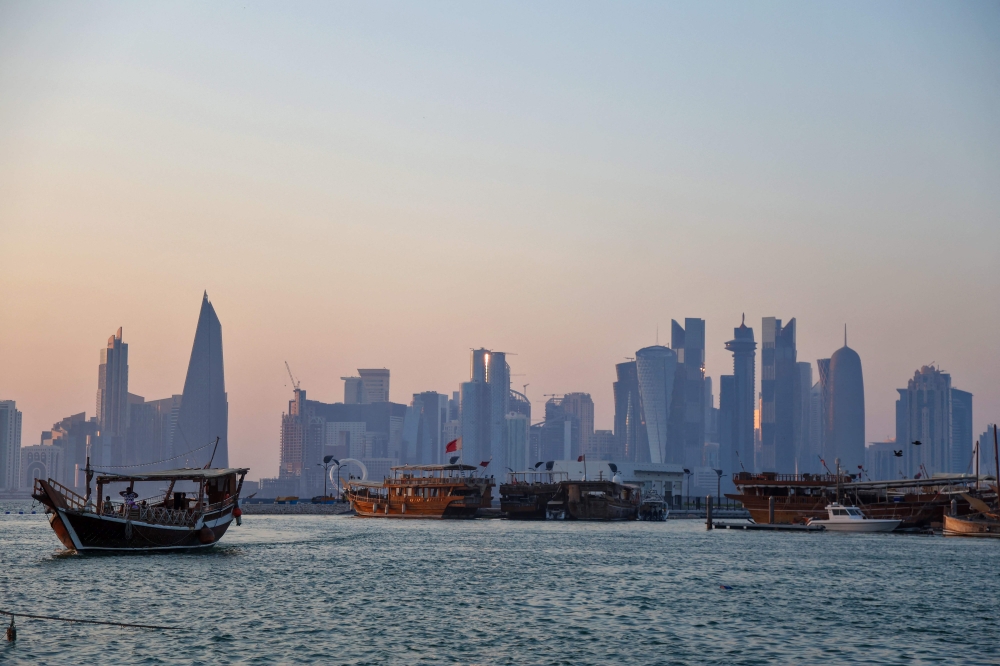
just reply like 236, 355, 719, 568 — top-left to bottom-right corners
1, 501, 998, 664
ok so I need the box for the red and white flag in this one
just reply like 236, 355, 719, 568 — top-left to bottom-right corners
577, 455, 586, 462
445, 438, 462, 453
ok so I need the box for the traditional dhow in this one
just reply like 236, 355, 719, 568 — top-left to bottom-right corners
500, 470, 568, 520
32, 467, 248, 552
345, 464, 494, 518
547, 479, 639, 521
942, 492, 1000, 538
728, 472, 988, 529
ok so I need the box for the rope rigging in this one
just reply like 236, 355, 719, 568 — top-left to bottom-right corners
0, 609, 180, 631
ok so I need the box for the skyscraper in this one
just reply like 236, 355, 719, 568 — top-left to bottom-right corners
459, 349, 511, 474
896, 365, 952, 478
671, 318, 706, 468
0, 400, 23, 491
794, 361, 813, 473
173, 293, 229, 467
539, 397, 579, 461
760, 317, 797, 473
635, 345, 678, 464
826, 334, 865, 472
358, 369, 391, 403
951, 389, 973, 473
561, 393, 595, 456
342, 376, 365, 404
96, 327, 129, 466
613, 361, 645, 462
723, 316, 756, 478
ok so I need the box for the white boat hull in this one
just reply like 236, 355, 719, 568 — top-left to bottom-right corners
810, 519, 901, 532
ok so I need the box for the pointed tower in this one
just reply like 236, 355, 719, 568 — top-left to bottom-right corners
827, 328, 864, 471
173, 293, 228, 468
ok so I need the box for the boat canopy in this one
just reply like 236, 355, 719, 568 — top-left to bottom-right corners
95, 468, 249, 484
391, 464, 479, 472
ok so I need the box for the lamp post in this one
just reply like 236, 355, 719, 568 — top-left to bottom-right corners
318, 455, 336, 501
683, 468, 691, 509
713, 468, 723, 507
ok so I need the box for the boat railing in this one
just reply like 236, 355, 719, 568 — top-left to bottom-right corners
734, 472, 844, 484
99, 500, 197, 527
36, 478, 87, 510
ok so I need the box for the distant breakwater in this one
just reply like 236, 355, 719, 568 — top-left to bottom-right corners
242, 503, 354, 516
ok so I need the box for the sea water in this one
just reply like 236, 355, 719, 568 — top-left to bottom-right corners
1, 500, 998, 665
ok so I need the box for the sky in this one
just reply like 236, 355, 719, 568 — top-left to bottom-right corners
1, 1, 998, 480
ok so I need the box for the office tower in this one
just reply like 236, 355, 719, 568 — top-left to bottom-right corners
96, 327, 129, 466
460, 349, 511, 472
826, 333, 865, 472
127, 395, 182, 468
671, 318, 706, 468
613, 361, 645, 462
979, 425, 998, 479
589, 430, 617, 460
794, 362, 813, 473
724, 317, 757, 478
174, 293, 229, 467
951, 389, 973, 473
539, 397, 579, 461
865, 441, 899, 481
342, 377, 365, 404
807, 381, 823, 473
895, 365, 953, 478
509, 388, 531, 420
47, 412, 99, 490
635, 345, 679, 464
718, 375, 735, 486
562, 393, 594, 457
0, 400, 23, 491
760, 317, 797, 473
407, 391, 448, 464
506, 413, 530, 471
358, 369, 390, 403
815, 357, 831, 467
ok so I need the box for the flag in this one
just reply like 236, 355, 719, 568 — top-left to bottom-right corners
479, 461, 490, 468
577, 455, 586, 462
445, 438, 461, 453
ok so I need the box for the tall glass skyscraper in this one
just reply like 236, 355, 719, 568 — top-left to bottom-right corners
613, 361, 644, 462
635, 345, 678, 464
827, 336, 865, 473
760, 317, 797, 473
174, 293, 229, 468
723, 317, 756, 478
896, 365, 951, 478
671, 318, 706, 468
96, 327, 129, 466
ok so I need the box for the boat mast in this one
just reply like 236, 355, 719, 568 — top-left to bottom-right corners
993, 425, 999, 510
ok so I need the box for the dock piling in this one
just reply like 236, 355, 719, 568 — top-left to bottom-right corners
706, 495, 713, 530
768, 496, 775, 525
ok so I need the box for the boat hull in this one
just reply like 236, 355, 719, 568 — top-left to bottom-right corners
348, 495, 483, 519
808, 519, 901, 532
549, 481, 639, 521
499, 483, 561, 520
943, 514, 1000, 538
729, 493, 970, 529
51, 506, 234, 551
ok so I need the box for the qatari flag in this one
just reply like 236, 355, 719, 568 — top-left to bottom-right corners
445, 438, 461, 453
479, 461, 490, 467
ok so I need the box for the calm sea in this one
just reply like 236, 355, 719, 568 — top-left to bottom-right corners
1, 500, 998, 665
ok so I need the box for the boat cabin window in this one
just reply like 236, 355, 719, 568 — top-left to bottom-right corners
833, 508, 847, 516
847, 509, 862, 517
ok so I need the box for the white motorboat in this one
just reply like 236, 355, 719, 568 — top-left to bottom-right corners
807, 503, 901, 532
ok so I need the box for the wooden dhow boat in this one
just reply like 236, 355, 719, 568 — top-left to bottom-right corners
945, 427, 1000, 538
500, 469, 569, 520
546, 479, 640, 521
345, 464, 494, 518
32, 466, 248, 552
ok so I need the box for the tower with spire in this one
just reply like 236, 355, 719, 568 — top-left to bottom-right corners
825, 325, 865, 472
173, 292, 229, 468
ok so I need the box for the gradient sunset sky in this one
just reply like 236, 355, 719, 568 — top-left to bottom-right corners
2, 2, 998, 479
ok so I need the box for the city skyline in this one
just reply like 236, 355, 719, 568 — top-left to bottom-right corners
2, 3, 998, 480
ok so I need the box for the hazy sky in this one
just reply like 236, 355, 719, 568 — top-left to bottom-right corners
2, 2, 998, 479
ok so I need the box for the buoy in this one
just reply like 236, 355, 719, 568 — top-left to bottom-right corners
719, 585, 733, 590
232, 506, 242, 518
5, 615, 14, 642
198, 526, 215, 544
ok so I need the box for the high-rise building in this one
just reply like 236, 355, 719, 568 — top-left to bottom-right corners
173, 293, 229, 467
0, 400, 23, 491
826, 334, 865, 472
459, 349, 511, 474
951, 389, 973, 474
539, 397, 579, 461
979, 425, 998, 479
561, 393, 594, 457
794, 362, 814, 473
342, 377, 365, 404
409, 391, 448, 464
760, 317, 797, 473
505, 412, 530, 471
358, 369, 390, 403
96, 327, 129, 466
671, 318, 706, 468
613, 361, 645, 462
723, 317, 756, 479
588, 430, 617, 460
635, 345, 679, 464
47, 412, 98, 491
895, 365, 954, 478
865, 441, 900, 481
126, 394, 182, 469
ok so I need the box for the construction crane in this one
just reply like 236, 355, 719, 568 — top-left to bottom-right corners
284, 361, 301, 391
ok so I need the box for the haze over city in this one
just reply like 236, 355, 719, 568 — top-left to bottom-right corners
2, 2, 999, 481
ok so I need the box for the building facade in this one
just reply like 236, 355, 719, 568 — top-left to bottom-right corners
635, 345, 679, 464
951, 389, 973, 474
826, 338, 865, 472
0, 400, 23, 491
613, 361, 645, 462
895, 365, 953, 478
760, 317, 797, 473
722, 317, 756, 480
96, 327, 129, 467
672, 318, 707, 468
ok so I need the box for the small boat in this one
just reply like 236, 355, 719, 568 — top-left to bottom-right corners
547, 479, 639, 521
499, 470, 568, 520
32, 466, 249, 552
345, 464, 494, 518
638, 491, 669, 521
943, 493, 1000, 538
807, 503, 901, 532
